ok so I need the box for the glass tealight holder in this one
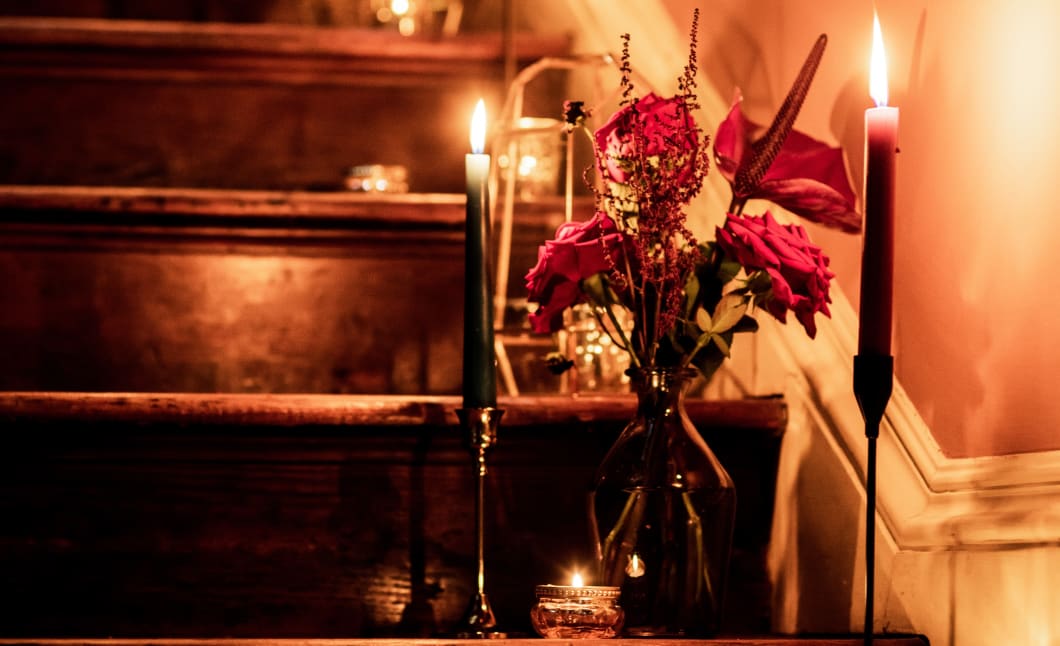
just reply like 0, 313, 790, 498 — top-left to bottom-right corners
530, 584, 624, 639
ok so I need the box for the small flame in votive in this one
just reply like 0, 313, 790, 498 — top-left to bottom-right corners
626, 553, 646, 578
870, 12, 889, 107
571, 572, 584, 587
470, 99, 487, 154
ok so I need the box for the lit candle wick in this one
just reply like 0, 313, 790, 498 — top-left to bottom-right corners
571, 572, 584, 588
626, 553, 645, 578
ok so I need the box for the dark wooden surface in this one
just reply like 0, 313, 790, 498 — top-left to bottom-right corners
0, 187, 582, 395
0, 392, 788, 431
0, 18, 570, 192
0, 394, 786, 638
0, 638, 929, 645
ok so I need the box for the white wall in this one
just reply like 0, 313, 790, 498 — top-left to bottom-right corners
690, 0, 1060, 459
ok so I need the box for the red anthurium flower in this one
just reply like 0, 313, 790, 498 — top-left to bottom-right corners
714, 91, 861, 233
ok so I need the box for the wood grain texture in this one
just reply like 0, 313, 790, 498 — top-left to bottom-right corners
0, 638, 929, 645
0, 187, 574, 395
0, 393, 787, 432
0, 17, 572, 80
0, 19, 570, 192
0, 396, 785, 637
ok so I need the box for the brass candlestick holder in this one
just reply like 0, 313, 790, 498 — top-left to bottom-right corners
454, 406, 505, 638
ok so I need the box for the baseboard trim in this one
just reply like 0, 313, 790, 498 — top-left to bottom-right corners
769, 291, 1060, 549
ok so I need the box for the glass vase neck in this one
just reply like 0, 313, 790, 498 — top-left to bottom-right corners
629, 367, 698, 412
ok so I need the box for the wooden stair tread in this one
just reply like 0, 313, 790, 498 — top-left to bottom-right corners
0, 392, 786, 434
0, 638, 928, 645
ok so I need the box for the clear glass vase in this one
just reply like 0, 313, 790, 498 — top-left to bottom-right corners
588, 367, 736, 637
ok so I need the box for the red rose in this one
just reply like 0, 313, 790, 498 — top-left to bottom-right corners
594, 92, 700, 195
715, 211, 834, 338
525, 212, 627, 334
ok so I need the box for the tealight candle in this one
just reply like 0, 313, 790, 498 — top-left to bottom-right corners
530, 573, 624, 639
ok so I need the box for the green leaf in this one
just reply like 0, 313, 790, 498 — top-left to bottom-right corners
581, 272, 619, 308
695, 306, 712, 331
711, 333, 732, 357
733, 314, 760, 333
684, 272, 700, 319
747, 269, 773, 294
718, 257, 742, 284
688, 331, 729, 383
710, 293, 748, 335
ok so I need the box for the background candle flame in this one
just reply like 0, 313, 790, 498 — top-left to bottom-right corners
571, 572, 584, 587
870, 12, 889, 107
470, 99, 487, 154
625, 553, 645, 578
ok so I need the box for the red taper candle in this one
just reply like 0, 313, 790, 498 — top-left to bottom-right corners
859, 13, 898, 356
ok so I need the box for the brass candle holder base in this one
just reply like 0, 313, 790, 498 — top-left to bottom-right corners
453, 406, 505, 639
454, 590, 505, 639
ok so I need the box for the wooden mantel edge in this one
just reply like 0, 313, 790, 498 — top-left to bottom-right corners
0, 186, 588, 228
0, 637, 928, 645
0, 186, 464, 221
0, 392, 787, 433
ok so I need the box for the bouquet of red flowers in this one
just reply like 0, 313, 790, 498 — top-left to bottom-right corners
526, 13, 859, 383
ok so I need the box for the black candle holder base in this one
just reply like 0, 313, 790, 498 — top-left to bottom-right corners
853, 353, 893, 646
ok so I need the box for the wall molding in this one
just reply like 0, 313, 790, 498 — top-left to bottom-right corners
769, 290, 1060, 550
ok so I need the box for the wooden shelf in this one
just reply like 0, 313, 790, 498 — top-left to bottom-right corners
0, 185, 587, 228
0, 186, 466, 244
0, 19, 572, 192
0, 639, 928, 645
0, 17, 572, 85
0, 391, 787, 433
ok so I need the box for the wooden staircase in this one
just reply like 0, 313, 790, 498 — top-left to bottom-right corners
0, 393, 787, 637
0, 13, 889, 643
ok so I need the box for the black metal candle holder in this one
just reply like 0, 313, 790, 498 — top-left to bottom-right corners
853, 354, 893, 646
453, 406, 505, 638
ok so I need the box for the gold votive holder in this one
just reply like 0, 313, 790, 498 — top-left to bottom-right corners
344, 164, 409, 193
530, 584, 624, 639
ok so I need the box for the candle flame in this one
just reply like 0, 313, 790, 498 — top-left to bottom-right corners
626, 552, 646, 578
470, 99, 487, 154
571, 572, 584, 587
870, 12, 889, 107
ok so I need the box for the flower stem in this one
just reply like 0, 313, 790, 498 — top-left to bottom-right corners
594, 304, 640, 368
728, 195, 746, 216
